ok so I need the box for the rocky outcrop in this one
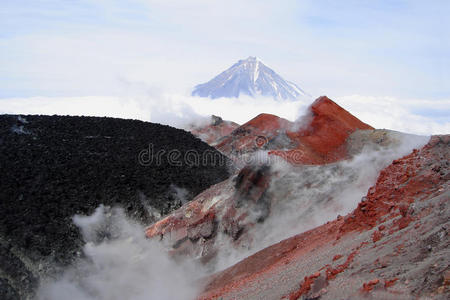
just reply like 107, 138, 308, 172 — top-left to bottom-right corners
146, 164, 273, 263
189, 115, 239, 146
215, 113, 293, 155
0, 114, 232, 299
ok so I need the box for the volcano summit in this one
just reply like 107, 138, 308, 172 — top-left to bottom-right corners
192, 57, 308, 100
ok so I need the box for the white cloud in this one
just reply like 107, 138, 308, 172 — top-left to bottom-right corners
2, 1, 448, 99
336, 95, 450, 135
1, 94, 448, 135
0, 94, 308, 129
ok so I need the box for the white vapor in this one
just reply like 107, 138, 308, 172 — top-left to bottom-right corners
0, 93, 448, 135
37, 206, 204, 300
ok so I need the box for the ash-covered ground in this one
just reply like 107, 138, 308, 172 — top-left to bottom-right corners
0, 114, 231, 299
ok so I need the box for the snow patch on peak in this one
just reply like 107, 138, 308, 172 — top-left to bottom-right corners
245, 56, 258, 62
253, 60, 260, 84
192, 57, 309, 101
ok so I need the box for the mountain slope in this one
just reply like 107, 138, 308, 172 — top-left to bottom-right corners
192, 57, 308, 100
198, 135, 449, 300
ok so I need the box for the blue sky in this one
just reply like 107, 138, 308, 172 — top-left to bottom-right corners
1, 0, 449, 99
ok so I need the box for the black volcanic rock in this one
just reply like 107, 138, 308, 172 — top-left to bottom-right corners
0, 114, 232, 299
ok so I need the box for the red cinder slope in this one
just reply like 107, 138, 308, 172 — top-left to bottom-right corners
290, 96, 373, 157
270, 96, 373, 164
199, 135, 449, 300
212, 96, 373, 165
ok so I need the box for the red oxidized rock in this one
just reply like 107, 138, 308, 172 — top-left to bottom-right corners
332, 254, 343, 261
212, 97, 374, 165
288, 272, 322, 300
285, 96, 373, 161
362, 279, 380, 292
372, 230, 383, 243
338, 136, 448, 234
384, 278, 399, 288
215, 113, 292, 155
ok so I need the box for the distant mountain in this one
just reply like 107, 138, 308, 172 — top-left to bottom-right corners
192, 56, 308, 100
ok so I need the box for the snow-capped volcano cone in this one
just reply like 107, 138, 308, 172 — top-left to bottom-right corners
192, 56, 308, 100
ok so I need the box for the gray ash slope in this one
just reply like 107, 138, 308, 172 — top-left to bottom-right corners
192, 56, 308, 100
0, 114, 231, 299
